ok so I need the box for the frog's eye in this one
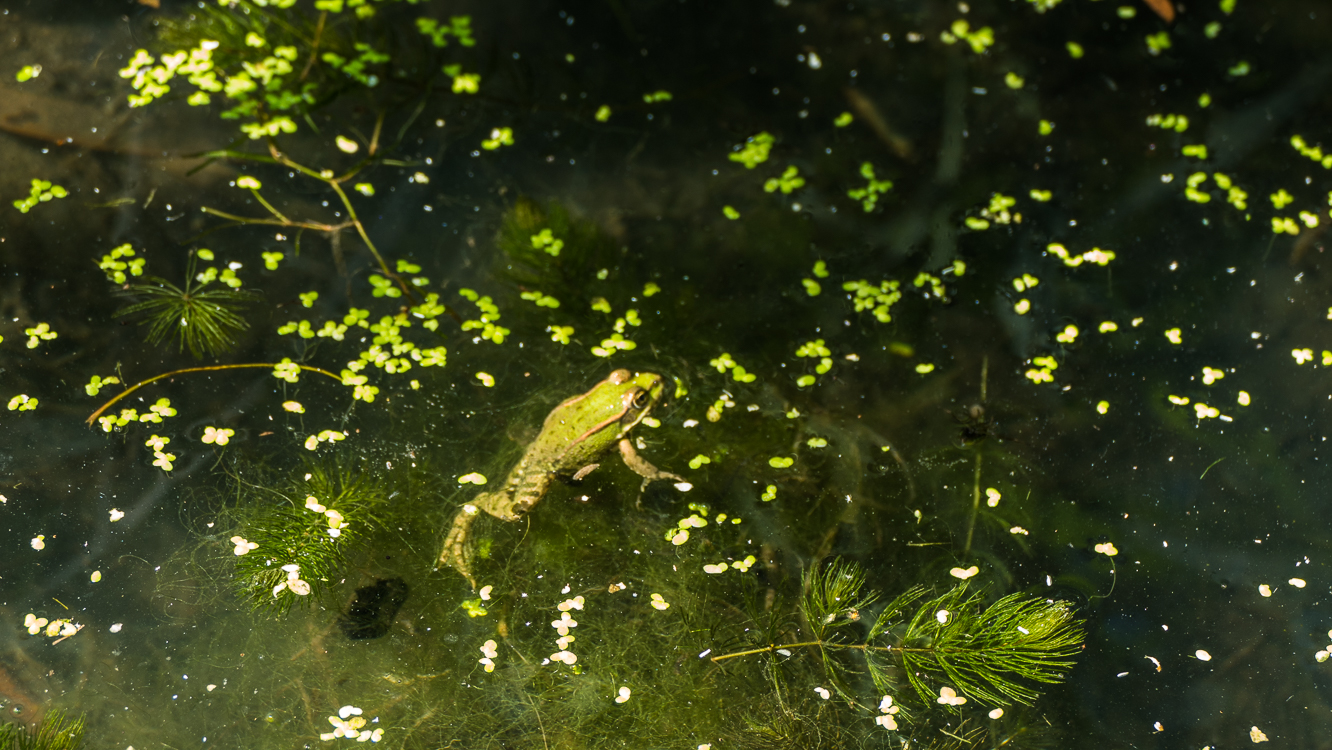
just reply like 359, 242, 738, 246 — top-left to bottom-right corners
630, 388, 650, 410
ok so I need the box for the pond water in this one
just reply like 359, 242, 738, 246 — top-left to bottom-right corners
1, 0, 1330, 747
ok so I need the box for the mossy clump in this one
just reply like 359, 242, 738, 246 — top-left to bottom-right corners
0, 711, 85, 750
228, 460, 391, 613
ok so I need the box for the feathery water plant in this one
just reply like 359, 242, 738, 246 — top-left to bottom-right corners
115, 255, 257, 358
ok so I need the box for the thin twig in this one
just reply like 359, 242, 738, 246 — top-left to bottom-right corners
86, 363, 344, 426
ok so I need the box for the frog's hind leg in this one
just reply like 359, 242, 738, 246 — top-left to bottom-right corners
438, 505, 482, 588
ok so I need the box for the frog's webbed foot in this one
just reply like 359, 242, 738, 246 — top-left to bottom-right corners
438, 504, 483, 588
618, 438, 689, 507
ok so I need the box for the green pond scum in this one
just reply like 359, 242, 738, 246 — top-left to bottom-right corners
2, 0, 1332, 747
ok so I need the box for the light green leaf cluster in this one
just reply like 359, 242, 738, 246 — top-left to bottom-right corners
481, 127, 514, 150
1045, 243, 1115, 267
982, 193, 1017, 224
417, 16, 476, 47
194, 265, 242, 289
410, 293, 448, 331
119, 37, 314, 139
1213, 173, 1247, 209
847, 162, 892, 212
323, 43, 387, 87
1145, 32, 1171, 55
310, 0, 428, 19
843, 279, 903, 323
709, 352, 758, 383
277, 320, 316, 338
940, 20, 994, 54
1271, 217, 1299, 235
1146, 113, 1189, 132
459, 288, 509, 344
273, 359, 302, 383
443, 65, 480, 94
794, 339, 833, 388
7, 395, 37, 412
764, 166, 805, 195
591, 333, 636, 358
97, 408, 141, 432
98, 244, 145, 284
520, 291, 560, 309
1025, 356, 1058, 384
368, 274, 401, 298
1185, 172, 1211, 203
547, 325, 574, 345
85, 375, 120, 397
912, 272, 946, 300
642, 90, 672, 103
15, 64, 40, 82
530, 228, 564, 256
590, 310, 643, 358
23, 322, 57, 349
13, 179, 67, 214
1291, 135, 1332, 169
1026, 0, 1062, 11
729, 132, 774, 169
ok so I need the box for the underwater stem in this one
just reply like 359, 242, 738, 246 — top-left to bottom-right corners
963, 450, 982, 558
201, 205, 350, 234
299, 11, 328, 81
86, 363, 343, 426
263, 144, 416, 302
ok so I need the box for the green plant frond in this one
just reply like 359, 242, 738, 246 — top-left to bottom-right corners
896, 587, 1084, 706
229, 461, 391, 613
866, 584, 928, 640
116, 276, 257, 358
800, 557, 879, 641
0, 710, 86, 750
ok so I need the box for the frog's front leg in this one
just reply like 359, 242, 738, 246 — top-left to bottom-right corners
618, 438, 688, 505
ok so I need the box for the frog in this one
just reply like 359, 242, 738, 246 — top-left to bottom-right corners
438, 368, 686, 586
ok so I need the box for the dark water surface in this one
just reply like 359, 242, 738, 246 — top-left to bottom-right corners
1, 0, 1331, 747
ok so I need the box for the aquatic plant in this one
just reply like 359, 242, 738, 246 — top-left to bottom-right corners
714, 559, 1084, 709
0, 711, 85, 750
227, 459, 391, 613
114, 261, 258, 359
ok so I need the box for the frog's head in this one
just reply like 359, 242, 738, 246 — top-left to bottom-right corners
606, 368, 665, 431
553, 369, 668, 451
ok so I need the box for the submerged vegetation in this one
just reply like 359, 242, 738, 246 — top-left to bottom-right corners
0, 712, 85, 750
225, 459, 392, 612
114, 254, 258, 358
